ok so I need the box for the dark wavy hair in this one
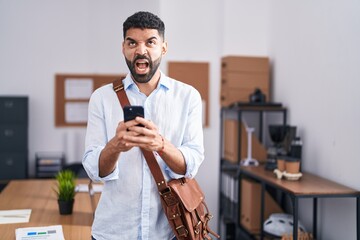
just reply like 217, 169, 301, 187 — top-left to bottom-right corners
123, 11, 165, 40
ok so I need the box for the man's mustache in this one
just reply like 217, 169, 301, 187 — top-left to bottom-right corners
133, 55, 150, 63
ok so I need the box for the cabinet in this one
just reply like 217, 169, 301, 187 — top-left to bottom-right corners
0, 97, 28, 181
219, 105, 287, 239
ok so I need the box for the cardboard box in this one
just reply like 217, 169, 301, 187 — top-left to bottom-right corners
240, 178, 283, 234
168, 61, 210, 127
223, 119, 267, 164
224, 119, 238, 163
222, 56, 269, 72
222, 72, 270, 89
220, 56, 270, 107
221, 88, 258, 107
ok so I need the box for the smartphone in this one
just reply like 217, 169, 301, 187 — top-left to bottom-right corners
123, 106, 144, 127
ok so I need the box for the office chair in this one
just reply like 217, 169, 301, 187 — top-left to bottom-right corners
62, 163, 88, 178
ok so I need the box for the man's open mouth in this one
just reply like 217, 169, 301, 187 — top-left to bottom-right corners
135, 59, 149, 74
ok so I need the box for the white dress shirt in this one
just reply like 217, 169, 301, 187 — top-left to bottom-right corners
82, 72, 204, 240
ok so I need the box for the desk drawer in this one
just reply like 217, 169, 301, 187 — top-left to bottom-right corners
0, 97, 28, 124
0, 125, 27, 150
0, 152, 27, 179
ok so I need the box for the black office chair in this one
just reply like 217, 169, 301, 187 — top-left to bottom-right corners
0, 183, 7, 193
62, 163, 88, 178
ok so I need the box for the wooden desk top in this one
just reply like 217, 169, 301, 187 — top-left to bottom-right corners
0, 179, 99, 240
241, 166, 360, 197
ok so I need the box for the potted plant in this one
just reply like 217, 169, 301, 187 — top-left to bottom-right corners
54, 170, 76, 215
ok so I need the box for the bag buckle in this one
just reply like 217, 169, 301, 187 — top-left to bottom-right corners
176, 225, 189, 237
160, 187, 178, 206
113, 84, 124, 92
160, 187, 171, 196
194, 221, 201, 234
168, 204, 181, 219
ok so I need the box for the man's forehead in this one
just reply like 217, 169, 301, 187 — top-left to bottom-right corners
125, 28, 162, 40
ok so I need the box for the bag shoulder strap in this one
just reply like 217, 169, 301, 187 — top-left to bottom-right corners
112, 80, 169, 193
113, 78, 130, 107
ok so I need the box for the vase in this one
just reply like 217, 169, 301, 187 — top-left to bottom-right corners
58, 199, 74, 215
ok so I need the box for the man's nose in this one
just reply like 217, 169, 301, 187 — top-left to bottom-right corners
135, 44, 148, 56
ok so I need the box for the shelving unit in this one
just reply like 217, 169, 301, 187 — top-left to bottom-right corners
0, 96, 28, 182
219, 104, 287, 239
35, 152, 65, 178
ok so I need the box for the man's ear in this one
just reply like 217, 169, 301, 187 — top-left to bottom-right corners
162, 41, 168, 55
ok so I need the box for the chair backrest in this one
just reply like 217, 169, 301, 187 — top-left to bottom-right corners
62, 163, 88, 178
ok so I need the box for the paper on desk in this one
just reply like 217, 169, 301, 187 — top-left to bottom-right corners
0, 209, 31, 224
75, 183, 103, 193
16, 225, 64, 240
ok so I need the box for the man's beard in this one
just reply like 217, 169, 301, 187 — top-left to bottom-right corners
125, 55, 162, 84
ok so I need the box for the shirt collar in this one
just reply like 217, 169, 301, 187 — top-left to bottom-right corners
123, 71, 170, 91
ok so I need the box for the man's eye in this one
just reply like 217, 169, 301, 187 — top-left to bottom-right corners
147, 40, 156, 46
129, 42, 136, 47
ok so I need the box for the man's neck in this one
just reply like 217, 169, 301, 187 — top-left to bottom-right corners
133, 71, 161, 96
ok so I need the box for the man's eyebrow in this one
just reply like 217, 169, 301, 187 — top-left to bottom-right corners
125, 37, 136, 42
125, 36, 159, 42
147, 36, 158, 41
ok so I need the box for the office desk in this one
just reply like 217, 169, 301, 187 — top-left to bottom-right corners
240, 166, 360, 240
0, 179, 100, 240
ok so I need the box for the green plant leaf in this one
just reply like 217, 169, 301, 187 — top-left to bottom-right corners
54, 170, 77, 201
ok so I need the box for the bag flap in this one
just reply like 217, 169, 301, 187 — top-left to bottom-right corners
168, 178, 204, 212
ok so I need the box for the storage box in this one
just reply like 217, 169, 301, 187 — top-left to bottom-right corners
168, 61, 210, 127
220, 56, 270, 107
223, 119, 267, 164
240, 178, 283, 234
222, 56, 269, 72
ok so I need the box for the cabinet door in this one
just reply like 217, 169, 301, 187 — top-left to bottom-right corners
0, 97, 28, 124
240, 178, 283, 233
0, 152, 27, 179
0, 125, 28, 151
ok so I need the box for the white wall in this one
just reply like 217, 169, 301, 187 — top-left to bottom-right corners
222, 0, 269, 56
1, 0, 359, 239
0, 0, 159, 173
267, 1, 360, 239
216, 0, 271, 232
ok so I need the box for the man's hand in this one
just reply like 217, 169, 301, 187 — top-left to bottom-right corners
123, 117, 164, 152
98, 120, 142, 177
101, 117, 186, 176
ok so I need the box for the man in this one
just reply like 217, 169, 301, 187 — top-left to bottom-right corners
83, 11, 204, 240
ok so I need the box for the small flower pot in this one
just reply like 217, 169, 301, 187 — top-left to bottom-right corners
58, 199, 74, 215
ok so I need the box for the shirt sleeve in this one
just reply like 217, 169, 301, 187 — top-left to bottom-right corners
165, 88, 204, 179
82, 89, 119, 182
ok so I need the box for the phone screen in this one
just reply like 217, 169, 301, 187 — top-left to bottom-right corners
123, 106, 144, 126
